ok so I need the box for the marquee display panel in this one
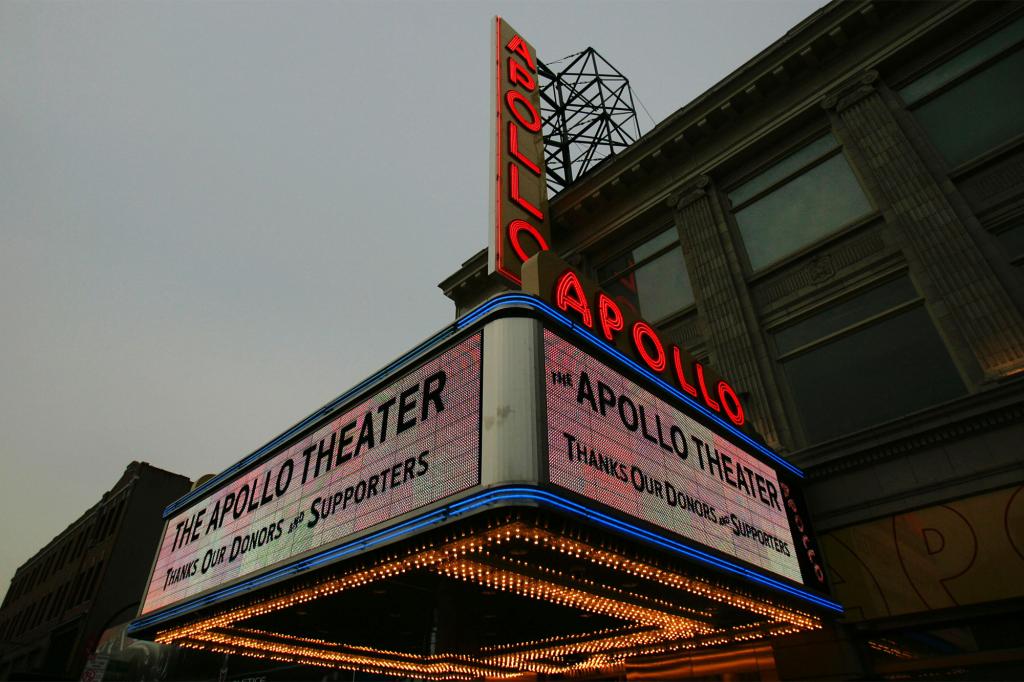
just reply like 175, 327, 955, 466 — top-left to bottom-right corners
141, 333, 482, 616
544, 329, 803, 584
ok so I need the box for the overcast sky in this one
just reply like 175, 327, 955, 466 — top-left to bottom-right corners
1, 0, 827, 605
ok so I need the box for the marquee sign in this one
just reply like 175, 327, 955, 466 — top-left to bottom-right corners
140, 334, 482, 616
544, 329, 812, 584
133, 305, 835, 643
489, 16, 551, 286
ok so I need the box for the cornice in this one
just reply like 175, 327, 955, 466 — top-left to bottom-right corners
820, 69, 881, 113
666, 176, 711, 210
549, 1, 902, 215
792, 378, 1024, 479
547, 1, 988, 229
437, 248, 487, 298
440, 1, 980, 299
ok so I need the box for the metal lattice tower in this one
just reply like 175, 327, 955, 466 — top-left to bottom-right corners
538, 49, 642, 195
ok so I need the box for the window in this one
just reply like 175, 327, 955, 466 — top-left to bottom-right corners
994, 223, 1024, 273
774, 277, 965, 444
23, 603, 37, 633
597, 227, 694, 322
69, 573, 85, 608
109, 499, 125, 536
101, 498, 125, 538
48, 587, 63, 619
53, 583, 69, 618
729, 133, 873, 271
32, 595, 49, 628
901, 17, 1024, 167
85, 562, 104, 601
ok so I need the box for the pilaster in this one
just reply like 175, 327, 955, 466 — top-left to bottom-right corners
826, 73, 1024, 382
670, 180, 791, 449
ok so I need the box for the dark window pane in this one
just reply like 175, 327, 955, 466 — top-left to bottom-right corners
634, 249, 694, 320
601, 273, 643, 319
996, 224, 1024, 257
598, 228, 678, 279
783, 307, 965, 443
735, 153, 873, 270
86, 562, 103, 600
913, 47, 1024, 167
900, 17, 1024, 105
599, 228, 694, 321
775, 277, 918, 354
633, 228, 677, 261
729, 135, 838, 206
599, 251, 637, 282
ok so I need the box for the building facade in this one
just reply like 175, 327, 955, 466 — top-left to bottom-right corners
441, 1, 1024, 678
0, 462, 192, 681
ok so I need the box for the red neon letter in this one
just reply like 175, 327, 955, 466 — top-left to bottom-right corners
555, 271, 593, 328
509, 163, 544, 220
671, 346, 699, 397
508, 122, 541, 175
631, 322, 667, 373
598, 293, 624, 342
695, 363, 721, 411
505, 35, 536, 72
717, 381, 745, 426
508, 58, 536, 91
507, 219, 549, 263
505, 90, 542, 132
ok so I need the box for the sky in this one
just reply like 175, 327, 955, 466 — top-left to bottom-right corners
0, 0, 827, 604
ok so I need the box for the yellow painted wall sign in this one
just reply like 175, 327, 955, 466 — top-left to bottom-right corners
822, 485, 1024, 621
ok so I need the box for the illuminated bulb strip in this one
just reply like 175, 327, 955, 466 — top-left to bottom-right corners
476, 620, 804, 668
431, 558, 709, 635
475, 524, 817, 630
472, 546, 712, 620
151, 518, 823, 678
484, 631, 680, 669
192, 629, 667, 679
155, 552, 443, 643
868, 639, 914, 659
479, 624, 642, 653
516, 527, 818, 629
183, 631, 507, 678
177, 641, 487, 680
228, 626, 643, 678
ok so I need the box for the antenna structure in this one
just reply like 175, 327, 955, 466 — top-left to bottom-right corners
538, 49, 642, 195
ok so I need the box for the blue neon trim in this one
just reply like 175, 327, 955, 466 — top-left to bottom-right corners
163, 291, 799, 519
457, 293, 575, 330
129, 486, 840, 634
162, 325, 461, 518
457, 294, 802, 478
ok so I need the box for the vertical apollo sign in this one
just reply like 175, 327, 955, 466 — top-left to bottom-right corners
490, 17, 551, 286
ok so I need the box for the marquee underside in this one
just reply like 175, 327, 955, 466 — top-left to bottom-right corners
144, 507, 821, 680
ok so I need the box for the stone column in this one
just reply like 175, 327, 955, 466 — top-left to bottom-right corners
671, 179, 792, 449
827, 72, 1024, 382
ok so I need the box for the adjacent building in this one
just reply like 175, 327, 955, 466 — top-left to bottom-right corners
441, 0, 1024, 678
0, 462, 192, 680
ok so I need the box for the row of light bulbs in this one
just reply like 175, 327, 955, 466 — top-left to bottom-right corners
154, 517, 822, 677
